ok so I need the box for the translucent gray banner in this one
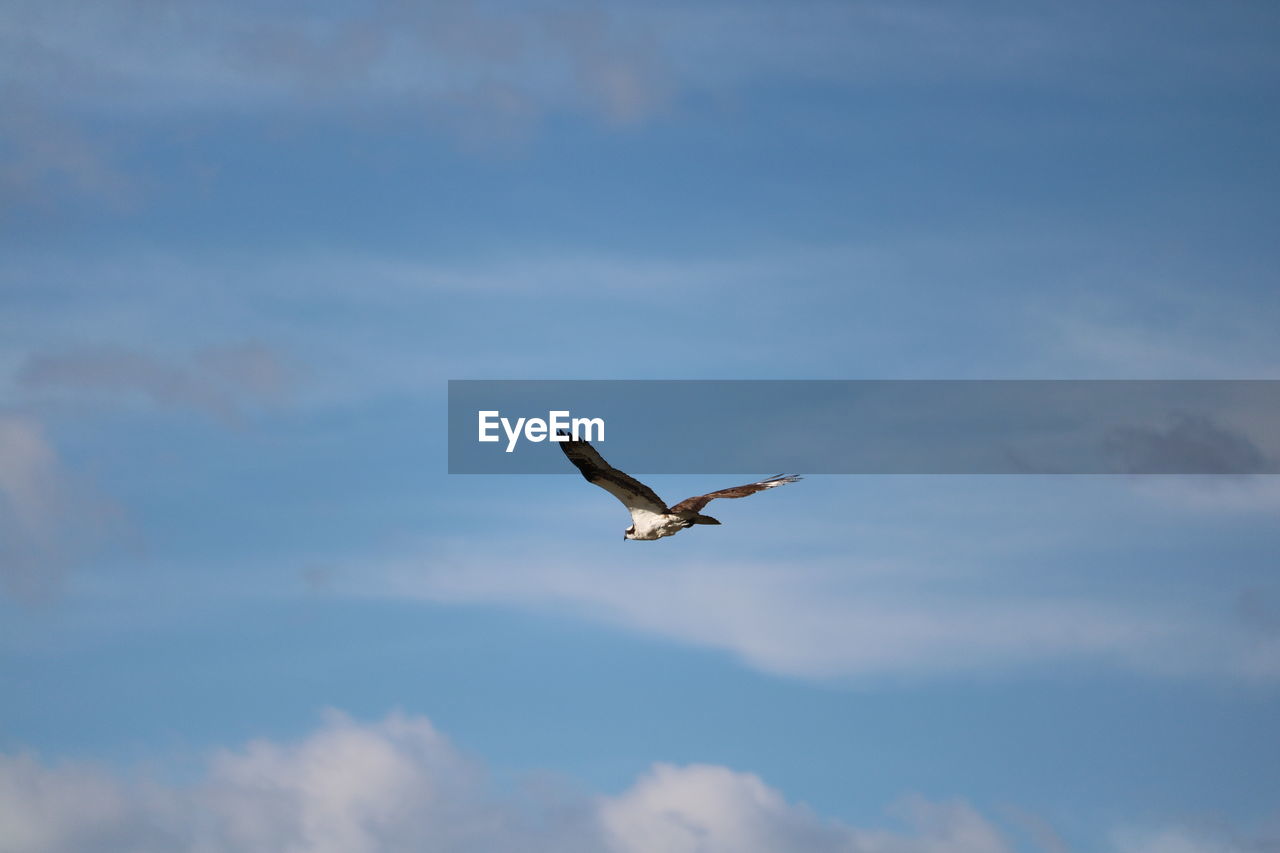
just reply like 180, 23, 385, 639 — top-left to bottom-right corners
447, 380, 1280, 474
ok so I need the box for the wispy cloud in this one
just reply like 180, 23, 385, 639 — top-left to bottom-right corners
0, 245, 913, 405
0, 342, 296, 599
2, 0, 729, 215
1112, 826, 1280, 853
1, 0, 671, 208
9, 0, 1277, 212
0, 99, 135, 217
1044, 299, 1280, 381
362, 540, 1280, 682
9, 1, 1272, 121
1122, 476, 1280, 517
1102, 413, 1276, 475
0, 415, 118, 600
17, 342, 298, 422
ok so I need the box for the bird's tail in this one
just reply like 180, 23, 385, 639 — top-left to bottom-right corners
691, 514, 721, 525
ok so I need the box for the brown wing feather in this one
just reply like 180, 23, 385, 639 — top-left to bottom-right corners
559, 435, 669, 515
669, 474, 802, 515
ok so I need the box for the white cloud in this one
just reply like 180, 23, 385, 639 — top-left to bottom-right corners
0, 712, 1030, 853
0, 710, 594, 853
599, 762, 851, 853
200, 711, 506, 853
4, 711, 1272, 853
600, 766, 1015, 853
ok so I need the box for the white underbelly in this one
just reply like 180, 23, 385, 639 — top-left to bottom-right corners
631, 511, 684, 540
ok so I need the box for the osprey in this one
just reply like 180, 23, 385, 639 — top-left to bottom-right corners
558, 432, 801, 540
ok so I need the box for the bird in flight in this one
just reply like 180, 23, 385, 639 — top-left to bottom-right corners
558, 432, 801, 540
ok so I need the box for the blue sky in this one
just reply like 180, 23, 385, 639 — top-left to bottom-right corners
3, 1, 1280, 850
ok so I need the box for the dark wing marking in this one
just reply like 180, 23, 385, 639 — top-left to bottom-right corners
558, 433, 669, 515
669, 474, 802, 515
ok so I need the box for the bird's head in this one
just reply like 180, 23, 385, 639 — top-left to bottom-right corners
623, 525, 636, 540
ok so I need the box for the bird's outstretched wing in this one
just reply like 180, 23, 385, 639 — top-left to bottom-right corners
558, 433, 670, 517
669, 474, 802, 515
